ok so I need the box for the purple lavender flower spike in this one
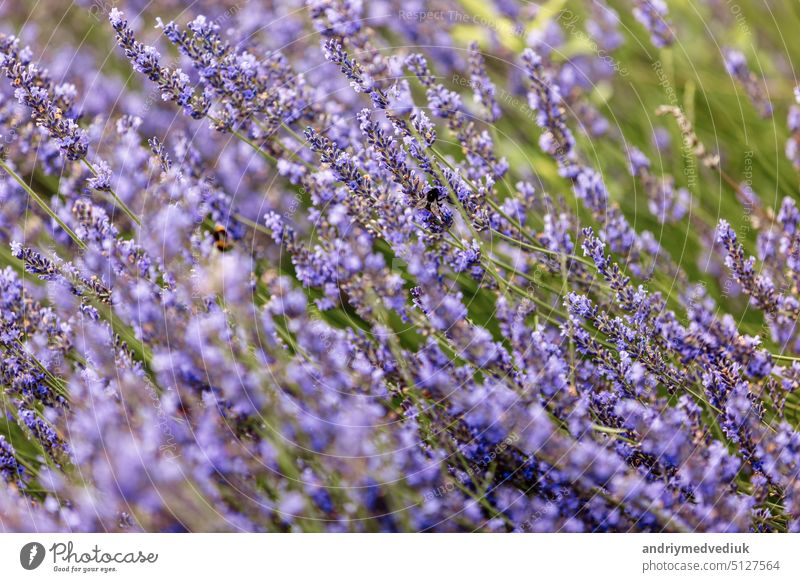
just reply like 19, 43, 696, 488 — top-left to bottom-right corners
631, 0, 675, 48
723, 49, 773, 118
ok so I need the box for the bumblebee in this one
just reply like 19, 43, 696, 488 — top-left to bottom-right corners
416, 186, 443, 217
212, 224, 231, 251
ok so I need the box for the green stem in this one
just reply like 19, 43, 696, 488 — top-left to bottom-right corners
81, 159, 141, 226
0, 159, 86, 250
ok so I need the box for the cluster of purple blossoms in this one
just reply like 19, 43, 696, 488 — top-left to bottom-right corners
631, 0, 675, 48
723, 49, 773, 118
0, 34, 88, 160
628, 147, 690, 223
109, 9, 210, 120
0, 0, 798, 534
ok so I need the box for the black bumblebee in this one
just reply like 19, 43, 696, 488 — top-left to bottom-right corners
416, 186, 444, 218
212, 224, 231, 251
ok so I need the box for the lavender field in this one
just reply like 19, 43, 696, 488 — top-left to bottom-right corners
0, 0, 799, 533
